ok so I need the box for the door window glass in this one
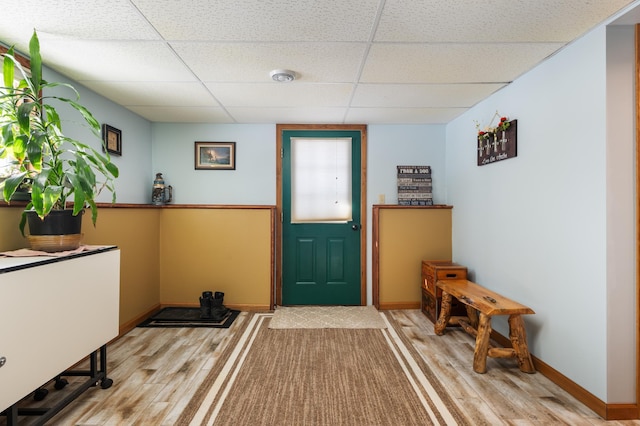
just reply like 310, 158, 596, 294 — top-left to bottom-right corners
291, 137, 352, 223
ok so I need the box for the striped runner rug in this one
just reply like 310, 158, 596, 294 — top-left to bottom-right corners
177, 312, 469, 425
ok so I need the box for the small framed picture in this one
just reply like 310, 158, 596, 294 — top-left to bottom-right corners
195, 141, 236, 170
102, 124, 122, 156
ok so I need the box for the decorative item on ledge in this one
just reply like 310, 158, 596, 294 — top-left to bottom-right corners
151, 173, 173, 205
397, 165, 433, 206
474, 113, 517, 166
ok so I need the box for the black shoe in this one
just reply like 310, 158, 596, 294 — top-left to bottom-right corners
211, 291, 230, 320
210, 307, 229, 322
199, 291, 214, 319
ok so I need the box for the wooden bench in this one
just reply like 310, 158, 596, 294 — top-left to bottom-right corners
433, 279, 535, 374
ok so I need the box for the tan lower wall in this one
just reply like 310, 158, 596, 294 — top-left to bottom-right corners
0, 206, 28, 251
0, 204, 275, 331
159, 208, 273, 310
377, 207, 452, 305
82, 207, 161, 330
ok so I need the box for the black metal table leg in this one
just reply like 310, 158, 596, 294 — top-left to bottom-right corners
1, 345, 113, 425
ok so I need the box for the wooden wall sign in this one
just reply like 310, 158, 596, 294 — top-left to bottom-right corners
477, 120, 517, 166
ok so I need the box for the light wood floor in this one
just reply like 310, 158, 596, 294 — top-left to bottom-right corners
2, 310, 639, 425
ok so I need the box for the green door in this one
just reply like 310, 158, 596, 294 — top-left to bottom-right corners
282, 130, 362, 305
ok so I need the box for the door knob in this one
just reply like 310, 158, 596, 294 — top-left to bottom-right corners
351, 224, 361, 230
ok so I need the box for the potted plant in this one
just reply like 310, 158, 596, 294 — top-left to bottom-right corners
0, 30, 118, 251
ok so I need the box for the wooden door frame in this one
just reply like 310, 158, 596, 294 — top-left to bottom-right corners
275, 124, 367, 307
635, 24, 640, 415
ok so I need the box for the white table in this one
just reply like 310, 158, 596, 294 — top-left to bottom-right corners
0, 246, 120, 424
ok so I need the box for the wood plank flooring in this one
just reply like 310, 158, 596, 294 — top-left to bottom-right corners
1, 310, 639, 425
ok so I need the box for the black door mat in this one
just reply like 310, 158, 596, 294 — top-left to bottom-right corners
137, 307, 240, 328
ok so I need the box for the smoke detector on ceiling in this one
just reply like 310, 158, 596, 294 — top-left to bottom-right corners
270, 69, 296, 82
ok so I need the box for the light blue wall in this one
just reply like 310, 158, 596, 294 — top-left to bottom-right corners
151, 122, 448, 304
43, 68, 152, 205
150, 123, 276, 205
149, 123, 447, 208
365, 124, 447, 303
445, 23, 635, 403
367, 124, 447, 206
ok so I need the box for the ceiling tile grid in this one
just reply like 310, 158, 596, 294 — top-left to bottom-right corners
132, 0, 382, 41
205, 83, 355, 107
0, 0, 160, 45
374, 0, 635, 43
44, 40, 196, 83
127, 105, 232, 123
360, 43, 565, 84
345, 107, 468, 124
0, 0, 636, 124
226, 106, 350, 123
351, 84, 507, 108
170, 42, 367, 82
84, 81, 219, 107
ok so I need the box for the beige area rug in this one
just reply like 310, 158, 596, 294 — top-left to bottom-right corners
177, 312, 469, 426
268, 305, 387, 329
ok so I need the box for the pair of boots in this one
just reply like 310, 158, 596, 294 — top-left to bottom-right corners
199, 291, 230, 321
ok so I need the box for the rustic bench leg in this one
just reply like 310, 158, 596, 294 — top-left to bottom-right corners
434, 292, 452, 335
473, 313, 492, 373
508, 315, 535, 373
465, 305, 479, 328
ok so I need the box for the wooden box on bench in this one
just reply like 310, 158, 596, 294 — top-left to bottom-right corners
421, 260, 468, 323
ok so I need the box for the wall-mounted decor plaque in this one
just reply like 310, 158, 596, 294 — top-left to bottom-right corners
477, 120, 517, 166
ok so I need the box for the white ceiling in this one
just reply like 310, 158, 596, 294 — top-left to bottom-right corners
0, 0, 637, 124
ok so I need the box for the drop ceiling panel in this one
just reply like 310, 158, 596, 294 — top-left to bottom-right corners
171, 42, 367, 82
83, 82, 218, 107
226, 107, 349, 124
361, 43, 564, 84
42, 41, 195, 82
351, 84, 506, 108
0, 0, 158, 48
0, 0, 636, 124
345, 107, 467, 124
127, 106, 232, 123
206, 83, 354, 107
375, 0, 634, 42
133, 0, 381, 41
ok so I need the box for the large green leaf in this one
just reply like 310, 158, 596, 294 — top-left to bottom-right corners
10, 134, 27, 161
28, 30, 42, 95
42, 104, 61, 131
17, 101, 37, 134
42, 185, 63, 215
26, 132, 46, 170
30, 179, 43, 214
2, 47, 14, 88
105, 162, 119, 178
1, 122, 14, 146
1, 171, 27, 201
18, 207, 29, 236
86, 199, 98, 226
53, 97, 101, 135
72, 188, 86, 216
